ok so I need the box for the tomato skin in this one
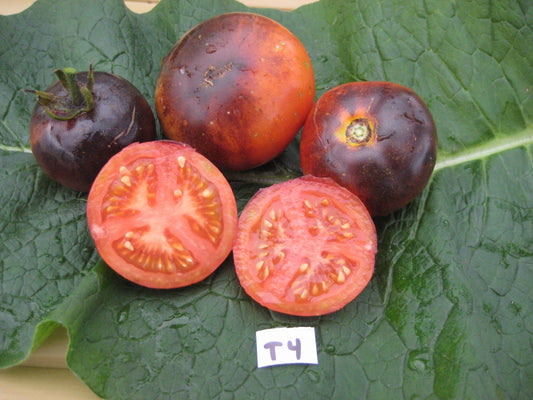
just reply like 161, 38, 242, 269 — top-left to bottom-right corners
87, 140, 238, 289
300, 81, 438, 216
233, 175, 377, 317
155, 12, 315, 171
30, 71, 157, 192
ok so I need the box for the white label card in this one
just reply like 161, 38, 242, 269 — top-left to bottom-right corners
256, 327, 318, 368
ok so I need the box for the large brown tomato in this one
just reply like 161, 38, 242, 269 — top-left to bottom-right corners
155, 12, 315, 171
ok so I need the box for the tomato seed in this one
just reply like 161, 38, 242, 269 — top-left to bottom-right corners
299, 262, 309, 273
273, 250, 286, 263
201, 188, 214, 198
298, 289, 309, 301
120, 175, 132, 187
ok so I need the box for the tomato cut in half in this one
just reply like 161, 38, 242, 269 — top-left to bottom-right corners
233, 176, 377, 316
87, 140, 238, 289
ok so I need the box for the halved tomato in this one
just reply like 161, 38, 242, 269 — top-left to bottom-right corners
87, 140, 238, 289
233, 175, 377, 316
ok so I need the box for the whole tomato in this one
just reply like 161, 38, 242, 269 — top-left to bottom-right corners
28, 66, 157, 192
155, 12, 315, 171
300, 81, 438, 216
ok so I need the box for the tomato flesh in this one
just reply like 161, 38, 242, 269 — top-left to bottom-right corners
87, 141, 238, 289
233, 176, 377, 316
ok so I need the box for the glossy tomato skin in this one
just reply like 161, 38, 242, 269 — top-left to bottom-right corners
30, 71, 157, 192
155, 12, 315, 171
87, 140, 238, 289
233, 175, 377, 317
300, 81, 437, 216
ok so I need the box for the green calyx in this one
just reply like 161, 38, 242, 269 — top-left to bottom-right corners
26, 65, 95, 120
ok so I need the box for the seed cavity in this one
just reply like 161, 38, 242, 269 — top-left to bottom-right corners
289, 250, 356, 301
101, 160, 158, 221
112, 227, 198, 274
308, 225, 319, 236
174, 159, 224, 246
250, 192, 363, 303
273, 250, 286, 264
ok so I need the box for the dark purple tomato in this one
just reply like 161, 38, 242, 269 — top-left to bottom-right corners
300, 81, 438, 216
29, 67, 157, 192
155, 12, 315, 171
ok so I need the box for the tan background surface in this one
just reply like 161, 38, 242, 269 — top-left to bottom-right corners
0, 0, 318, 399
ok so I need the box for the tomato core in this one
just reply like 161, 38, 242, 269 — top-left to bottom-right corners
346, 118, 373, 145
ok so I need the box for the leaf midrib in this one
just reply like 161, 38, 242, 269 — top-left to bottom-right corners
434, 127, 533, 172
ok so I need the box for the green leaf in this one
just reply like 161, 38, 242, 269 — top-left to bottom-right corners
1, 0, 532, 399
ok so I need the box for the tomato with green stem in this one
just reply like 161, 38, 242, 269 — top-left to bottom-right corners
28, 66, 157, 192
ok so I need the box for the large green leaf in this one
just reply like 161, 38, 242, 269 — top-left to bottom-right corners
1, 0, 532, 398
